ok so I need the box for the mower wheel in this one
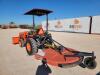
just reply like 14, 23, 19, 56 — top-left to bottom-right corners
84, 57, 97, 69
19, 39, 25, 47
26, 38, 37, 55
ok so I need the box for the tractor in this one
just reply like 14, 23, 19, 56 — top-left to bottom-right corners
12, 8, 97, 69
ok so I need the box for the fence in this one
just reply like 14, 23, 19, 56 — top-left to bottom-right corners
42, 16, 100, 34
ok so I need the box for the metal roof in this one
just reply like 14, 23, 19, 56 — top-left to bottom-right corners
24, 8, 52, 16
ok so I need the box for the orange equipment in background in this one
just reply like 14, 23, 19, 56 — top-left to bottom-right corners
12, 36, 19, 44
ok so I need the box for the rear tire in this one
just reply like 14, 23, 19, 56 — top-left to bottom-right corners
26, 38, 37, 55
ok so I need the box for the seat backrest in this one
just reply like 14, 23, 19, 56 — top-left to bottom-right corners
37, 28, 44, 35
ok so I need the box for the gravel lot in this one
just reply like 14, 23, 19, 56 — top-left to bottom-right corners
0, 28, 100, 75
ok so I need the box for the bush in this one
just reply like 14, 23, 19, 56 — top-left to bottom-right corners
19, 25, 29, 29
1, 25, 9, 29
9, 25, 18, 28
0, 25, 1, 28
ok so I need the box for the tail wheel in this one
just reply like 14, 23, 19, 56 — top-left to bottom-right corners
26, 38, 37, 55
19, 39, 24, 47
84, 57, 97, 69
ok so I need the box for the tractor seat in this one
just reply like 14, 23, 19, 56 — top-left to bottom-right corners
37, 27, 45, 36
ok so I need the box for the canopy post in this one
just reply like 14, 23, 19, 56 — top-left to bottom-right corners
33, 15, 35, 29
46, 14, 48, 32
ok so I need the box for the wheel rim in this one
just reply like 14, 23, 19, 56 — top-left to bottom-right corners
26, 43, 31, 52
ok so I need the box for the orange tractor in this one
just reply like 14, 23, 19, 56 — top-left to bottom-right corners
12, 9, 97, 69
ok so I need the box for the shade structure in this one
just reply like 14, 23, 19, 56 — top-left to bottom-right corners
24, 8, 52, 16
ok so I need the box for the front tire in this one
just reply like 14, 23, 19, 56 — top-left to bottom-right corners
26, 38, 38, 55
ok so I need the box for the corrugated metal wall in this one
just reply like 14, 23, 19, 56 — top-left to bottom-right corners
92, 16, 100, 34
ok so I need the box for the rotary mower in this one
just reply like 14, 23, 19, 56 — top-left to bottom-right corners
12, 8, 97, 69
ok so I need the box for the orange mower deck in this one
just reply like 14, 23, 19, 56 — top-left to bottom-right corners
35, 48, 82, 67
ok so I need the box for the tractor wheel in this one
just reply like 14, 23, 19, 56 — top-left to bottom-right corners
84, 57, 97, 69
19, 39, 25, 47
26, 38, 37, 55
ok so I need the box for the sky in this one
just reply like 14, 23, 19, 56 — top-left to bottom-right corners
0, 0, 100, 25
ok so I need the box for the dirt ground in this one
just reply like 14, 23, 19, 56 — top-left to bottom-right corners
0, 28, 100, 75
